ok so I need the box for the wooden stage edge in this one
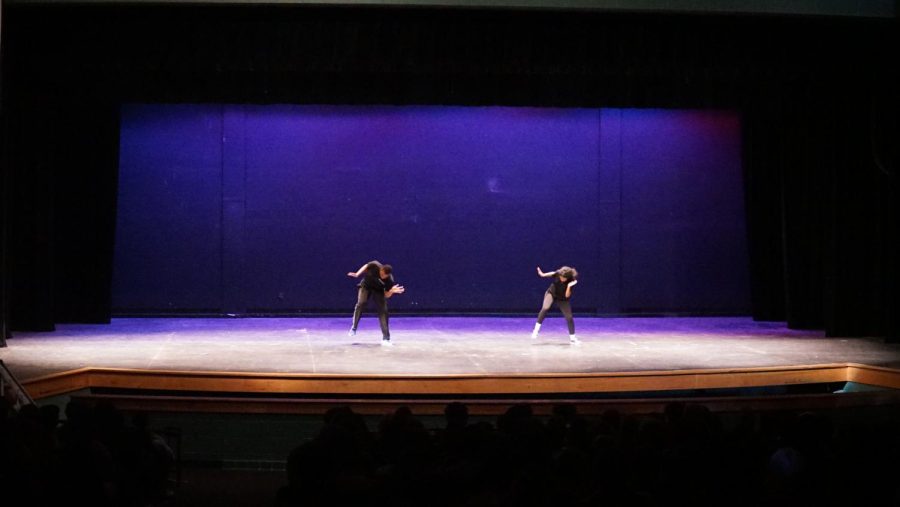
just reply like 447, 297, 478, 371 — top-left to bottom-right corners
23, 363, 900, 401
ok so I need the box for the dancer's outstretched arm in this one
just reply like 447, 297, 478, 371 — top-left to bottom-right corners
565, 280, 578, 299
385, 285, 405, 298
536, 267, 555, 278
347, 264, 368, 278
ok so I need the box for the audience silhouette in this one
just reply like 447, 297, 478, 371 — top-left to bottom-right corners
3, 396, 899, 506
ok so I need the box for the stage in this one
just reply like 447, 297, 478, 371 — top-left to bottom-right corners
4, 317, 900, 401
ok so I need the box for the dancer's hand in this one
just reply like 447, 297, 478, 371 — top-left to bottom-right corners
389, 285, 405, 295
347, 272, 359, 278
536, 267, 545, 277
568, 280, 578, 287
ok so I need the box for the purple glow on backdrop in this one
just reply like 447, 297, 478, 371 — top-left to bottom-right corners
619, 109, 747, 311
113, 105, 748, 314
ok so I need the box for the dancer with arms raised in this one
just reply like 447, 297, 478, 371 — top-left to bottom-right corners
347, 260, 405, 346
532, 266, 579, 345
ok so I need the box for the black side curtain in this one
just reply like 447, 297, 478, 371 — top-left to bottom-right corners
2, 89, 120, 331
743, 82, 898, 339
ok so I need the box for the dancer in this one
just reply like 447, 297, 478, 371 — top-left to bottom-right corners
532, 266, 579, 344
347, 260, 405, 346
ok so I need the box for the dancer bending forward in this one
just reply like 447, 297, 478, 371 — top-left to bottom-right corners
347, 260, 405, 346
532, 266, 579, 344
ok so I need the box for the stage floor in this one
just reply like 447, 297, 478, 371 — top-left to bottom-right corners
3, 317, 900, 382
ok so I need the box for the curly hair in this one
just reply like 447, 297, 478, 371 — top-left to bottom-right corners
556, 266, 578, 281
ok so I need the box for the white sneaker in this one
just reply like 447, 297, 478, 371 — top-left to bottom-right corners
381, 339, 393, 347
569, 335, 581, 345
531, 323, 541, 339
348, 329, 356, 337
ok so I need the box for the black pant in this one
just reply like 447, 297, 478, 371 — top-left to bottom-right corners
536, 292, 575, 334
351, 287, 390, 339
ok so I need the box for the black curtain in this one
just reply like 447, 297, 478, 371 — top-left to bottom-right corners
743, 84, 898, 338
1, 5, 896, 340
